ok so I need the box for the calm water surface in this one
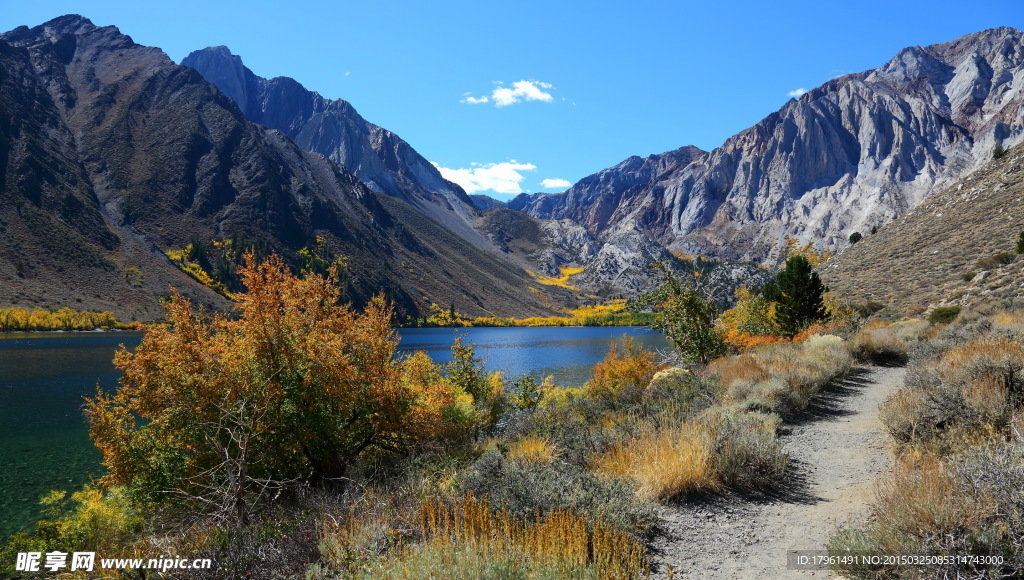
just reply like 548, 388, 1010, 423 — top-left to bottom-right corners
0, 326, 666, 537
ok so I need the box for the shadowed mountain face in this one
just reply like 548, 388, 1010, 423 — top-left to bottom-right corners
180, 46, 486, 245
0, 16, 561, 321
513, 28, 1024, 262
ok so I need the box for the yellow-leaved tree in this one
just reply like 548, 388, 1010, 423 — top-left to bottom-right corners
86, 253, 475, 526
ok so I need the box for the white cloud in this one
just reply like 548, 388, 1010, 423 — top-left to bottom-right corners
787, 87, 808, 98
432, 161, 537, 195
540, 178, 571, 190
461, 79, 556, 107
493, 80, 554, 107
344, 71, 351, 76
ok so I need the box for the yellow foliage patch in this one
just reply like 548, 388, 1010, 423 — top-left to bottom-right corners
165, 244, 232, 298
527, 266, 584, 290
0, 307, 131, 331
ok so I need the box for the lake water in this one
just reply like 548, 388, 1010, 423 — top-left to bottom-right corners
0, 326, 667, 538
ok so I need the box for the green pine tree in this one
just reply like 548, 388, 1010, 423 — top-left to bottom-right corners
762, 254, 829, 338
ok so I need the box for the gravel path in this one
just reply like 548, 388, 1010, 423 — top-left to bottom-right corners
650, 366, 906, 579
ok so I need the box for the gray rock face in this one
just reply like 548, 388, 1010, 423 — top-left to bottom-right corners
181, 46, 484, 244
514, 28, 1024, 262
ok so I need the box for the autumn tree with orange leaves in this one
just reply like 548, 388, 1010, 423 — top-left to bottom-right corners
86, 254, 476, 526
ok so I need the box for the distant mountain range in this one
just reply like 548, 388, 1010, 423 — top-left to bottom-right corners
512, 28, 1024, 261
1, 17, 1022, 321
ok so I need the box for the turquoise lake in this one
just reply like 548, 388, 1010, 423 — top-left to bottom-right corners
0, 326, 667, 538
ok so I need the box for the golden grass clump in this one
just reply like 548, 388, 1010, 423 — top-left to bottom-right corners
594, 422, 717, 501
384, 493, 650, 580
508, 435, 559, 464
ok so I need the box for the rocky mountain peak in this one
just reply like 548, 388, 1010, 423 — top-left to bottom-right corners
180, 46, 486, 245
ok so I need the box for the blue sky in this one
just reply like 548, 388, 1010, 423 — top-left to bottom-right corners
3, 1, 1022, 199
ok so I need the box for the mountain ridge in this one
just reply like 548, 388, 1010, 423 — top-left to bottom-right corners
180, 45, 487, 246
512, 27, 1024, 262
0, 15, 564, 321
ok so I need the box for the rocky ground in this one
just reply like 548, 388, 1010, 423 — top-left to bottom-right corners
650, 366, 906, 579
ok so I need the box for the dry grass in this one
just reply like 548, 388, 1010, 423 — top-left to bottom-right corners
873, 457, 993, 540
369, 493, 650, 580
832, 311, 1024, 578
709, 335, 853, 416
848, 324, 911, 365
594, 422, 717, 501
828, 455, 1002, 578
508, 435, 559, 464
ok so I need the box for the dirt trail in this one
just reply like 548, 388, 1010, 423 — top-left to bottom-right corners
650, 366, 906, 579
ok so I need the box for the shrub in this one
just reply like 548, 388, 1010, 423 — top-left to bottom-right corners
993, 145, 1007, 159
704, 408, 788, 492
976, 251, 1015, 270
585, 338, 665, 406
961, 270, 977, 282
708, 337, 852, 417
718, 287, 784, 349
87, 254, 475, 525
1017, 231, 1024, 255
635, 262, 726, 366
928, 306, 962, 324
641, 368, 718, 419
0, 486, 144, 566
879, 387, 933, 444
460, 451, 656, 538
829, 449, 1024, 578
852, 301, 885, 317
881, 335, 1024, 450
849, 325, 910, 365
848, 231, 862, 244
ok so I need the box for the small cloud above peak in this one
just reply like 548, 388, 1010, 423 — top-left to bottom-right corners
540, 178, 571, 190
787, 87, 808, 98
460, 79, 557, 107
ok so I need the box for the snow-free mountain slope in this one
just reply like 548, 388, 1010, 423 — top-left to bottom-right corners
514, 28, 1024, 262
